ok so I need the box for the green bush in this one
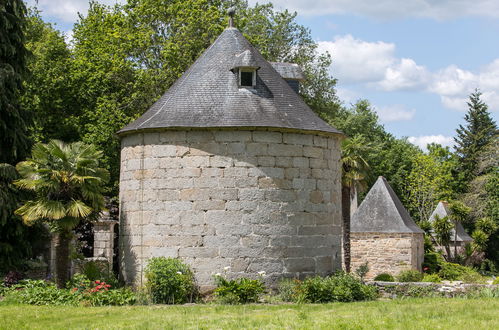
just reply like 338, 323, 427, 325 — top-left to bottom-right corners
493, 278, 499, 285
397, 270, 423, 282
384, 284, 440, 298
3, 283, 81, 306
422, 274, 442, 283
438, 262, 471, 280
145, 257, 197, 304
422, 252, 445, 274
459, 272, 488, 284
298, 273, 378, 303
83, 287, 136, 306
277, 278, 299, 302
214, 276, 265, 304
373, 273, 395, 282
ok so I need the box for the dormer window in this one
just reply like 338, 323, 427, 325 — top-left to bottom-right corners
232, 50, 259, 89
239, 69, 256, 88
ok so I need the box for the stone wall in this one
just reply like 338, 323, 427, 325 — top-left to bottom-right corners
350, 232, 424, 280
119, 129, 342, 289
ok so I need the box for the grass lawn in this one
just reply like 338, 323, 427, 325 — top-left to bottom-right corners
0, 298, 498, 329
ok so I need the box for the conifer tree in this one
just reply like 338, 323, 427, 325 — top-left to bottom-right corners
454, 90, 497, 187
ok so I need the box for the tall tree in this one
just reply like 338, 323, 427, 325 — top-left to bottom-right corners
341, 135, 371, 272
21, 10, 78, 143
0, 0, 38, 272
0, 0, 30, 163
454, 90, 497, 187
15, 140, 109, 287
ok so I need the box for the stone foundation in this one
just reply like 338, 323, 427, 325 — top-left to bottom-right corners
119, 129, 342, 289
351, 232, 424, 280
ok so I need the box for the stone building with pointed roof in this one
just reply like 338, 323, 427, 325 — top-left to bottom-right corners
118, 23, 344, 288
428, 201, 473, 256
350, 177, 424, 279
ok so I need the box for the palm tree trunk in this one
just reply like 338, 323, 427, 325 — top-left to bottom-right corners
54, 230, 71, 288
342, 184, 351, 273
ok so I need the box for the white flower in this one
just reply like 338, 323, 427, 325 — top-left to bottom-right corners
176, 271, 182, 275
224, 266, 231, 271
215, 273, 222, 277
258, 271, 266, 277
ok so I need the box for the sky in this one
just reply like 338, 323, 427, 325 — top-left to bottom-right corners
25, 0, 499, 150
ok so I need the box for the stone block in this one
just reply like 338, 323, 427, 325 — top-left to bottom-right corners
226, 143, 246, 154
252, 131, 282, 143
313, 136, 328, 148
193, 200, 225, 211
284, 258, 315, 272
179, 188, 210, 201
257, 156, 276, 167
186, 131, 214, 142
283, 133, 313, 146
184, 156, 209, 168
246, 143, 268, 156
268, 144, 302, 157
209, 188, 238, 200
214, 131, 251, 142
275, 156, 292, 167
159, 131, 186, 143
303, 146, 323, 159
178, 247, 219, 258
210, 155, 234, 168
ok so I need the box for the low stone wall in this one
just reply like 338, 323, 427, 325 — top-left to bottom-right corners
351, 232, 424, 280
370, 281, 498, 298
119, 129, 343, 289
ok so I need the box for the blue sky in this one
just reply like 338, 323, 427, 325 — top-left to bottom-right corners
26, 0, 499, 149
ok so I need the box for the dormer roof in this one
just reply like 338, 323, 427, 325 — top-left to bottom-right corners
118, 28, 341, 136
351, 176, 424, 234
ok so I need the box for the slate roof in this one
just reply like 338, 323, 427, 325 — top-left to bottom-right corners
270, 62, 305, 81
351, 176, 424, 234
118, 27, 341, 136
428, 201, 473, 242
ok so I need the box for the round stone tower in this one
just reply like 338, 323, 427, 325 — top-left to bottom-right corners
118, 24, 344, 289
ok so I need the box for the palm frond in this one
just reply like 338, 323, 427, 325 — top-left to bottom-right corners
66, 199, 93, 218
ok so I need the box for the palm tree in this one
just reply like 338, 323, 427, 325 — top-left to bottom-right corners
15, 140, 109, 287
341, 136, 371, 273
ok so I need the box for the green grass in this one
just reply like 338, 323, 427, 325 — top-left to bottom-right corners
0, 298, 498, 329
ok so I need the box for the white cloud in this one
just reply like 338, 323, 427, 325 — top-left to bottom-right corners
376, 105, 416, 122
26, 0, 125, 23
336, 88, 359, 104
408, 135, 454, 150
249, 0, 499, 19
317, 35, 394, 84
318, 34, 499, 112
318, 35, 429, 91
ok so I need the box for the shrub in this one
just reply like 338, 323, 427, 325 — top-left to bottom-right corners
298, 273, 378, 303
384, 284, 440, 298
80, 261, 119, 288
3, 271, 23, 287
459, 272, 488, 284
214, 275, 265, 304
397, 270, 423, 282
493, 278, 499, 285
438, 262, 471, 281
355, 262, 369, 282
145, 257, 197, 304
422, 252, 445, 274
373, 273, 395, 282
421, 274, 442, 283
277, 278, 300, 302
83, 287, 136, 306
3, 283, 81, 306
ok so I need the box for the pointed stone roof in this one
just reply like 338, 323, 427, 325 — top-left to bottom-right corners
351, 176, 424, 233
118, 28, 341, 136
428, 201, 473, 242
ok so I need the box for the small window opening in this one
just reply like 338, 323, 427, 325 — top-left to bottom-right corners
239, 70, 255, 88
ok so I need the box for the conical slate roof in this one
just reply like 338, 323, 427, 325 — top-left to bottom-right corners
351, 176, 424, 233
118, 27, 341, 136
428, 201, 473, 242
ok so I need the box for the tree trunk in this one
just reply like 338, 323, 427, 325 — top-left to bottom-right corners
342, 184, 351, 273
453, 220, 458, 262
53, 230, 71, 288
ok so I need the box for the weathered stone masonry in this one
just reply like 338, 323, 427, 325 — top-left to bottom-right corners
351, 232, 423, 280
120, 129, 342, 288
